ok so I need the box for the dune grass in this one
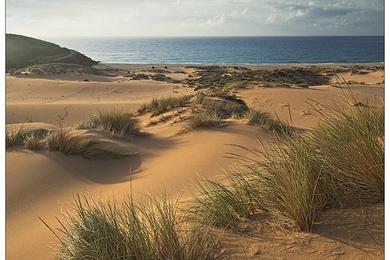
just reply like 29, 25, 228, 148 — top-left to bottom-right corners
190, 171, 259, 227
76, 111, 140, 137
193, 93, 248, 119
310, 104, 384, 202
188, 112, 224, 129
255, 137, 326, 231
191, 137, 324, 231
246, 110, 293, 135
6, 127, 48, 148
6, 127, 28, 147
192, 103, 384, 231
46, 194, 216, 260
138, 95, 192, 116
24, 134, 45, 150
6, 125, 128, 159
41, 91, 383, 258
47, 128, 127, 159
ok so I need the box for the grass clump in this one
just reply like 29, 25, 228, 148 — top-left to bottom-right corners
193, 103, 384, 232
6, 127, 28, 147
247, 110, 293, 135
191, 171, 259, 227
189, 112, 224, 129
193, 93, 248, 119
138, 95, 192, 116
76, 111, 140, 137
310, 104, 384, 202
192, 137, 324, 231
47, 128, 127, 159
223, 80, 249, 90
24, 134, 45, 150
6, 127, 48, 148
255, 137, 326, 231
47, 194, 216, 260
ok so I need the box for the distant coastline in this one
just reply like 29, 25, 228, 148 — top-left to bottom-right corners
46, 36, 384, 65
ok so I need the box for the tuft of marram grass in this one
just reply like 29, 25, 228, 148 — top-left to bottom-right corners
309, 104, 384, 203
188, 112, 224, 129
24, 134, 45, 150
76, 111, 140, 138
6, 127, 49, 148
190, 171, 260, 228
246, 110, 293, 135
193, 93, 248, 119
192, 137, 324, 231
6, 127, 28, 147
47, 194, 216, 260
138, 95, 192, 116
193, 103, 384, 232
254, 136, 326, 231
47, 128, 128, 159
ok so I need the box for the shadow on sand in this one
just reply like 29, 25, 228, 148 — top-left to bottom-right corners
312, 203, 384, 253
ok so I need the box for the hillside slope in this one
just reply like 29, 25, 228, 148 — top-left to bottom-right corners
6, 34, 97, 71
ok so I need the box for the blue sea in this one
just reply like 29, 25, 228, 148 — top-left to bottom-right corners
46, 36, 384, 64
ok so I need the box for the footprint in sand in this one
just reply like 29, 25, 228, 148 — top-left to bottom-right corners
301, 110, 313, 116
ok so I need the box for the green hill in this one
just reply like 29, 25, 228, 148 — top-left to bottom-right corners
6, 34, 97, 71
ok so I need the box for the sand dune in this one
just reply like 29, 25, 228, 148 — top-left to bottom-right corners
6, 76, 192, 126
7, 124, 265, 259
6, 64, 384, 259
240, 84, 383, 129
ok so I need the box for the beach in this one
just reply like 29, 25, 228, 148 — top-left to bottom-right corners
6, 63, 384, 259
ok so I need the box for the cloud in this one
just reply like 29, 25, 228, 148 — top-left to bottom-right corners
206, 14, 226, 26
261, 0, 383, 34
6, 0, 384, 36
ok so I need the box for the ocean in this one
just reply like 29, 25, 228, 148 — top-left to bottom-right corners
46, 36, 384, 64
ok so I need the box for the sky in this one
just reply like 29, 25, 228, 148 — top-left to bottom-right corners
6, 0, 384, 37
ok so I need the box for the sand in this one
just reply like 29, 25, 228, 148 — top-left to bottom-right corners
6, 64, 384, 259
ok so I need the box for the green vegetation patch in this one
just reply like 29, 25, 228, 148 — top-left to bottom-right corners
185, 66, 330, 89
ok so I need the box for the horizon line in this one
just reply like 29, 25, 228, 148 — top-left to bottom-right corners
6, 33, 384, 38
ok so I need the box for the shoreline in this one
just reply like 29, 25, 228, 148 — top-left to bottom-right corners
98, 62, 384, 66
93, 62, 384, 72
